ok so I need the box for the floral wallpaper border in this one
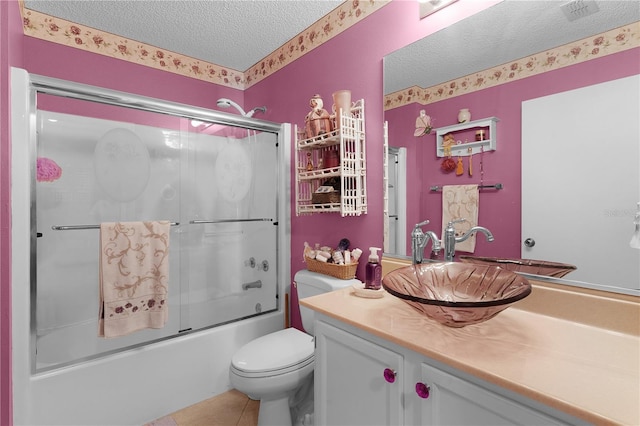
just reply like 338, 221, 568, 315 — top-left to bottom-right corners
19, 0, 388, 90
384, 22, 640, 111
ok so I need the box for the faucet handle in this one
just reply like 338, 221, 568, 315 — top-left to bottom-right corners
413, 220, 430, 231
446, 218, 467, 228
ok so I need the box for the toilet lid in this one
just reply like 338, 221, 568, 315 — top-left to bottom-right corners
231, 328, 314, 373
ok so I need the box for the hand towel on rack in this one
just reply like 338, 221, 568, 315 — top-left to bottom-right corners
99, 221, 171, 338
442, 185, 479, 253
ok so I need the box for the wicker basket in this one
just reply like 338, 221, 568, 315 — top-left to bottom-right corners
305, 256, 358, 279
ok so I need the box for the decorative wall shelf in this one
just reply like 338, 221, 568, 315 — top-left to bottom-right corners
295, 99, 367, 217
435, 117, 499, 157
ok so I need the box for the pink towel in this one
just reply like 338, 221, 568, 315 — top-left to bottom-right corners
99, 221, 170, 338
442, 185, 479, 253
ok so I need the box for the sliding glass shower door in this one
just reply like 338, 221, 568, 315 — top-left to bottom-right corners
33, 89, 281, 371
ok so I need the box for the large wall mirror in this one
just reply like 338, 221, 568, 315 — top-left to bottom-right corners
383, 1, 639, 295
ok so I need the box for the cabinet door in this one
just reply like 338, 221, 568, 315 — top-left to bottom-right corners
315, 321, 404, 426
415, 362, 567, 425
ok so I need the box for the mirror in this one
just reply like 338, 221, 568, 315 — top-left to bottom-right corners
383, 1, 640, 295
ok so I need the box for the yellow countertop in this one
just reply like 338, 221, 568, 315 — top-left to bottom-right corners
301, 280, 640, 425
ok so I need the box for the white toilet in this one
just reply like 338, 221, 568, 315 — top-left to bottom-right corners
229, 269, 359, 426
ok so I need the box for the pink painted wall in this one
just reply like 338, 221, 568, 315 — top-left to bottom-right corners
386, 48, 640, 258
1, 4, 245, 420
244, 1, 496, 281
23, 40, 245, 111
0, 0, 558, 422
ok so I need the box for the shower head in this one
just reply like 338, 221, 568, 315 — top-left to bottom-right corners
216, 98, 267, 118
216, 98, 247, 116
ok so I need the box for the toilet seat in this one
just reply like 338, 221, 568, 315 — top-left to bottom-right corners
231, 328, 314, 378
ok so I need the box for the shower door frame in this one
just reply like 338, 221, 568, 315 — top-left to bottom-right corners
12, 67, 291, 374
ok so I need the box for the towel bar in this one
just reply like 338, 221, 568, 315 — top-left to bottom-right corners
190, 218, 273, 224
430, 183, 503, 192
51, 222, 179, 231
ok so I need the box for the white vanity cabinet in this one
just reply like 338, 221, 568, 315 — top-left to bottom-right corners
314, 317, 574, 426
407, 354, 568, 425
314, 320, 404, 425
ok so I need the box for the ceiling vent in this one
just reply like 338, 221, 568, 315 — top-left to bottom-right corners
561, 0, 600, 21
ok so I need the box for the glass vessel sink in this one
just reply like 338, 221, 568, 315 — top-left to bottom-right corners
458, 256, 577, 278
382, 262, 531, 327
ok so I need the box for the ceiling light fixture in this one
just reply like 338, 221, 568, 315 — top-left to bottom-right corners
419, 0, 459, 19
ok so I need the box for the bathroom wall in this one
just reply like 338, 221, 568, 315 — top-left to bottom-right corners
8, 0, 637, 423
384, 48, 640, 258
0, 0, 536, 423
1, 2, 257, 423
5, 10, 288, 420
244, 1, 495, 282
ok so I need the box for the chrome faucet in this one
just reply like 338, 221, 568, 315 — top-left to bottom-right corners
411, 220, 441, 264
443, 219, 494, 261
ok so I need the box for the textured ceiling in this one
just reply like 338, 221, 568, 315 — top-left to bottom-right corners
384, 0, 640, 94
22, 0, 640, 93
24, 0, 343, 72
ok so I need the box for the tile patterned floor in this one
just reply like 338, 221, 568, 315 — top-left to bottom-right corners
146, 390, 259, 426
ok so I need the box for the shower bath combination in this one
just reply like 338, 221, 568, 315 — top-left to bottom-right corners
217, 98, 267, 118
25, 76, 281, 372
12, 68, 291, 426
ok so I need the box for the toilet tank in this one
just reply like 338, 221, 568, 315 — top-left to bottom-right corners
294, 269, 360, 334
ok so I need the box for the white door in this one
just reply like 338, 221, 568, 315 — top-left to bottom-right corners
386, 147, 407, 256
522, 75, 640, 290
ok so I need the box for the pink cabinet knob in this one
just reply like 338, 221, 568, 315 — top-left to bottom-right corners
383, 368, 396, 383
415, 382, 430, 399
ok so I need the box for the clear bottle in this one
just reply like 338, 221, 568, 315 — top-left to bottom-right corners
365, 247, 382, 290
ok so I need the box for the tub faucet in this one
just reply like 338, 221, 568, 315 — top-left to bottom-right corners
411, 220, 441, 264
443, 219, 494, 261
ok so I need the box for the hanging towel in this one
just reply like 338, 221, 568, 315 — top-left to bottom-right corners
442, 185, 479, 253
99, 221, 171, 338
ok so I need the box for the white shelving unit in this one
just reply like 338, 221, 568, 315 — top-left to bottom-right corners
435, 117, 499, 157
295, 99, 367, 216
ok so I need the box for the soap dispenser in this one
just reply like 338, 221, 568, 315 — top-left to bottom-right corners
365, 247, 382, 290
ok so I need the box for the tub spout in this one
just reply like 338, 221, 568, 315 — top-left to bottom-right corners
242, 280, 263, 290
